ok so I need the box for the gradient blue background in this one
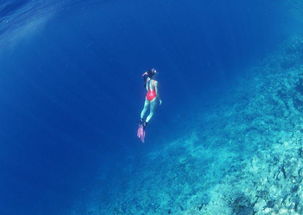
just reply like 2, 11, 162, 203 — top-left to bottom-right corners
0, 0, 298, 214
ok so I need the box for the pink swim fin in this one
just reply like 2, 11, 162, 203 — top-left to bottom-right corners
137, 124, 145, 143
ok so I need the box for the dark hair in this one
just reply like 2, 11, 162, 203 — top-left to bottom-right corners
143, 68, 157, 88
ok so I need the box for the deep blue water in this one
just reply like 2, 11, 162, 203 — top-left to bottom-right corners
0, 0, 298, 214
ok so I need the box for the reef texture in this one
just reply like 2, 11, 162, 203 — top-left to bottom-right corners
198, 36, 303, 215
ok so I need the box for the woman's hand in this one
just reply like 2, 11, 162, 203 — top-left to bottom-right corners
159, 99, 162, 105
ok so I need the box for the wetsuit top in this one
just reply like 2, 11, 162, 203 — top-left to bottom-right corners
146, 78, 157, 101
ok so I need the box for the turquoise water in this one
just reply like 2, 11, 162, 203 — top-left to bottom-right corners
1, 1, 303, 215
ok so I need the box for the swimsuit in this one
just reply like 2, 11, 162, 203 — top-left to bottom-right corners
146, 79, 157, 101
146, 90, 157, 101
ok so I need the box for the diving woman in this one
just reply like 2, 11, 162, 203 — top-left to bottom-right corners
137, 68, 162, 142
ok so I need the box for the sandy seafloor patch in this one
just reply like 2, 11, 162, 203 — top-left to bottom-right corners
70, 36, 303, 215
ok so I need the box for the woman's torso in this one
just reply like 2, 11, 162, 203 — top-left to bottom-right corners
146, 78, 156, 92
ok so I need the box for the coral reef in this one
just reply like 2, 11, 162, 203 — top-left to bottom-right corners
199, 36, 303, 215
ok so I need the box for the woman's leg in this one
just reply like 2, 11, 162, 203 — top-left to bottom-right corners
146, 98, 157, 123
140, 99, 149, 120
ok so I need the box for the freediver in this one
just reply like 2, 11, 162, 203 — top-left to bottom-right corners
137, 68, 162, 142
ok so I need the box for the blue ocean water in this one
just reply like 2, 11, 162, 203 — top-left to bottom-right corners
0, 0, 300, 214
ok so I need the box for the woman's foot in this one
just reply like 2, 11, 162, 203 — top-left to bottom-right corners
139, 119, 147, 128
